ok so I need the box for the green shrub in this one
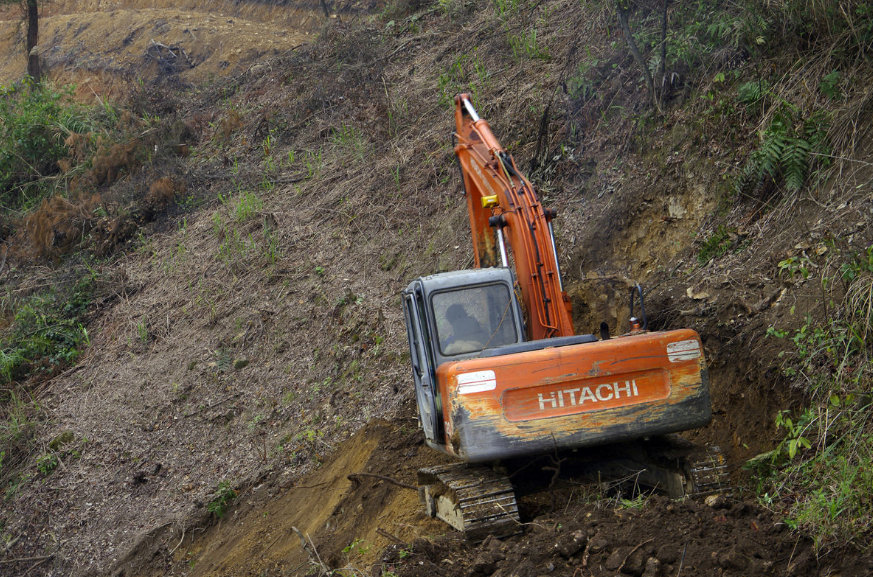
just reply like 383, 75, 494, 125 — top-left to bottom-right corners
751, 247, 873, 551
0, 81, 89, 212
0, 273, 94, 384
698, 225, 736, 264
207, 480, 237, 518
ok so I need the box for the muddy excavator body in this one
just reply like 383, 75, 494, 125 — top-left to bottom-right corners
403, 269, 711, 462
402, 95, 721, 539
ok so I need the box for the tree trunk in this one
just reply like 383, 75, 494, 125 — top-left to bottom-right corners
616, 1, 659, 112
659, 0, 668, 109
26, 0, 41, 84
660, 0, 668, 81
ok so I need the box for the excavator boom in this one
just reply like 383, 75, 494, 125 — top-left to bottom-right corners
453, 95, 573, 340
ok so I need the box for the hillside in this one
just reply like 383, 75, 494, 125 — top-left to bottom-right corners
1, 0, 872, 576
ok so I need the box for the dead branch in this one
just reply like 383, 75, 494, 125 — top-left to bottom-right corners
22, 555, 53, 577
376, 527, 404, 544
617, 538, 654, 573
347, 473, 417, 491
292, 526, 331, 575
151, 39, 176, 58
0, 554, 53, 565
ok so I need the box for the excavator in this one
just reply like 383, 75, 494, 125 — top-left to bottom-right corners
401, 95, 726, 540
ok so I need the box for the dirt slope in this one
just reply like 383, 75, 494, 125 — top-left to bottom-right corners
0, 0, 330, 95
1, 0, 872, 576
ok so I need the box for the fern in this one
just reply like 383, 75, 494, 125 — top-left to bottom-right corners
755, 131, 786, 179
738, 80, 768, 106
783, 138, 812, 190
735, 107, 829, 197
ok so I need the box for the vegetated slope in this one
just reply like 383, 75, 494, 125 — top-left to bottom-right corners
0, 0, 331, 94
0, 0, 872, 576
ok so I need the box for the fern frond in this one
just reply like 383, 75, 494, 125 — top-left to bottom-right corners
783, 138, 811, 190
734, 161, 758, 196
756, 132, 786, 178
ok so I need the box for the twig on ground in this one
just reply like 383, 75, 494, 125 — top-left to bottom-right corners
168, 527, 186, 555
185, 392, 242, 418
291, 481, 330, 489
0, 554, 53, 565
292, 526, 331, 575
376, 527, 404, 544
617, 538, 653, 573
347, 473, 417, 491
22, 556, 53, 577
581, 538, 592, 569
676, 542, 688, 577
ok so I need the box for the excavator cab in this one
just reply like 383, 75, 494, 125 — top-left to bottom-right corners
434, 283, 518, 355
403, 267, 524, 448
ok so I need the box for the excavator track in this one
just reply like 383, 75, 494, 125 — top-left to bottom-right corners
418, 463, 521, 542
687, 445, 730, 495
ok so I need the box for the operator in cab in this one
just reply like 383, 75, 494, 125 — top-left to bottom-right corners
441, 303, 489, 355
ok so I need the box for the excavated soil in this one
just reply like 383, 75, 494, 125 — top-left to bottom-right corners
111, 419, 873, 577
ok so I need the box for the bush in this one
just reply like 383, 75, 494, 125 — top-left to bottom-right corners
0, 273, 94, 384
0, 81, 89, 212
751, 246, 873, 551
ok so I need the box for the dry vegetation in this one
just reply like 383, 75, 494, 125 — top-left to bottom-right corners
0, 0, 872, 575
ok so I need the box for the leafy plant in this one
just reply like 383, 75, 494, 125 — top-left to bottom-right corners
751, 247, 873, 550
736, 109, 829, 193
567, 57, 599, 101
775, 409, 812, 460
819, 70, 842, 100
737, 79, 769, 107
778, 255, 813, 279
207, 480, 237, 518
0, 81, 90, 211
342, 537, 370, 555
697, 225, 736, 264
1, 274, 94, 384
36, 453, 58, 476
618, 494, 648, 509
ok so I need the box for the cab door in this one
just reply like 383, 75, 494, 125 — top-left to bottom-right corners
403, 284, 442, 444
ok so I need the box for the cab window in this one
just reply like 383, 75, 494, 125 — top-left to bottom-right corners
433, 284, 517, 356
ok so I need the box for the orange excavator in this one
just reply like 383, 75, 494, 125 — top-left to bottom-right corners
402, 95, 724, 539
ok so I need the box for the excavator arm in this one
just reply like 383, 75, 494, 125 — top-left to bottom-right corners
453, 94, 573, 340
